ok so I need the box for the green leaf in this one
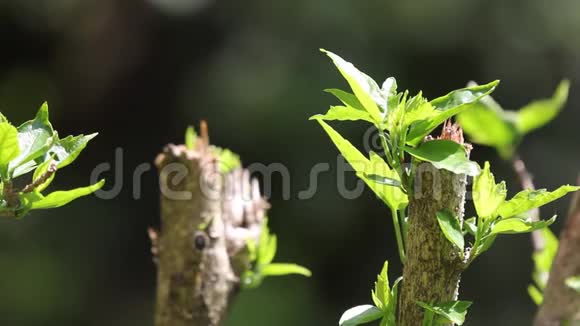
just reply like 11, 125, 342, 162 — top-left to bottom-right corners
491, 216, 556, 235
565, 275, 580, 293
46, 133, 97, 169
9, 103, 55, 175
315, 119, 408, 210
260, 263, 312, 277
416, 300, 472, 325
516, 80, 569, 135
498, 185, 580, 218
339, 305, 383, 326
406, 80, 499, 145
185, 126, 197, 150
30, 179, 105, 209
216, 148, 241, 174
372, 261, 391, 310
456, 102, 517, 149
472, 162, 507, 218
0, 122, 20, 179
364, 173, 401, 187
528, 284, 543, 305
436, 210, 464, 252
384, 277, 402, 325
464, 217, 477, 236
321, 49, 383, 122
533, 228, 558, 276
324, 89, 365, 111
474, 234, 497, 258
310, 105, 374, 122
258, 220, 277, 265
31, 156, 56, 192
405, 140, 480, 176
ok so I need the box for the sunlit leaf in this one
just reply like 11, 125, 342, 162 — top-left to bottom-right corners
310, 105, 374, 122
339, 305, 383, 326
528, 285, 543, 305
321, 49, 383, 122
258, 220, 277, 265
491, 216, 556, 235
260, 263, 312, 277
31, 156, 56, 192
472, 162, 507, 218
9, 103, 55, 174
497, 185, 580, 218
456, 102, 517, 149
30, 179, 105, 209
464, 217, 477, 236
405, 140, 480, 176
372, 261, 391, 309
185, 126, 197, 150
406, 80, 499, 145
516, 80, 569, 135
45, 133, 98, 169
0, 122, 20, 179
565, 275, 580, 293
324, 88, 365, 111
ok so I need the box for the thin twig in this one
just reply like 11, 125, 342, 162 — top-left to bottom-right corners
512, 154, 543, 252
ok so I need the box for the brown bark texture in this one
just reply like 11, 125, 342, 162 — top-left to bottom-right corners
153, 142, 267, 326
398, 162, 467, 326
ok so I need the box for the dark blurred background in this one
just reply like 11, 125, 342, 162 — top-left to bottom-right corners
0, 0, 579, 325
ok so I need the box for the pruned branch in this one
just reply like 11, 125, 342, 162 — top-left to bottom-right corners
154, 134, 268, 326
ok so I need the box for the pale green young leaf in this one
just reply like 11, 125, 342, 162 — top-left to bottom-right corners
185, 126, 197, 150
565, 276, 580, 293
383, 277, 402, 325
321, 49, 383, 122
406, 80, 499, 145
472, 162, 507, 218
216, 148, 241, 174
528, 284, 543, 305
372, 261, 390, 309
257, 221, 277, 265
47, 133, 98, 169
456, 103, 517, 149
0, 122, 20, 178
315, 119, 407, 210
30, 179, 105, 209
436, 210, 464, 252
31, 156, 56, 192
474, 234, 497, 258
338, 305, 383, 326
405, 140, 480, 176
260, 263, 312, 277
516, 80, 569, 135
324, 89, 365, 111
310, 106, 374, 123
498, 185, 580, 218
416, 300, 472, 325
9, 103, 55, 173
491, 216, 556, 235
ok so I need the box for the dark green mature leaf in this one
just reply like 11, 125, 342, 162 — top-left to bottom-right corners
406, 80, 499, 145
339, 305, 383, 326
472, 162, 507, 218
0, 122, 20, 179
310, 105, 373, 122
321, 49, 384, 122
497, 185, 580, 218
46, 133, 98, 169
417, 301, 472, 325
436, 210, 464, 252
491, 216, 556, 235
405, 140, 480, 176
9, 103, 55, 176
30, 179, 105, 209
516, 80, 569, 135
260, 263, 312, 277
315, 119, 407, 210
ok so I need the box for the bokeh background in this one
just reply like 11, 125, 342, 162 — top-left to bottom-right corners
0, 0, 579, 325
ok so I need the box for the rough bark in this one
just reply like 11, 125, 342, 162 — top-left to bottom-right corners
534, 177, 580, 326
153, 140, 267, 326
398, 162, 467, 326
